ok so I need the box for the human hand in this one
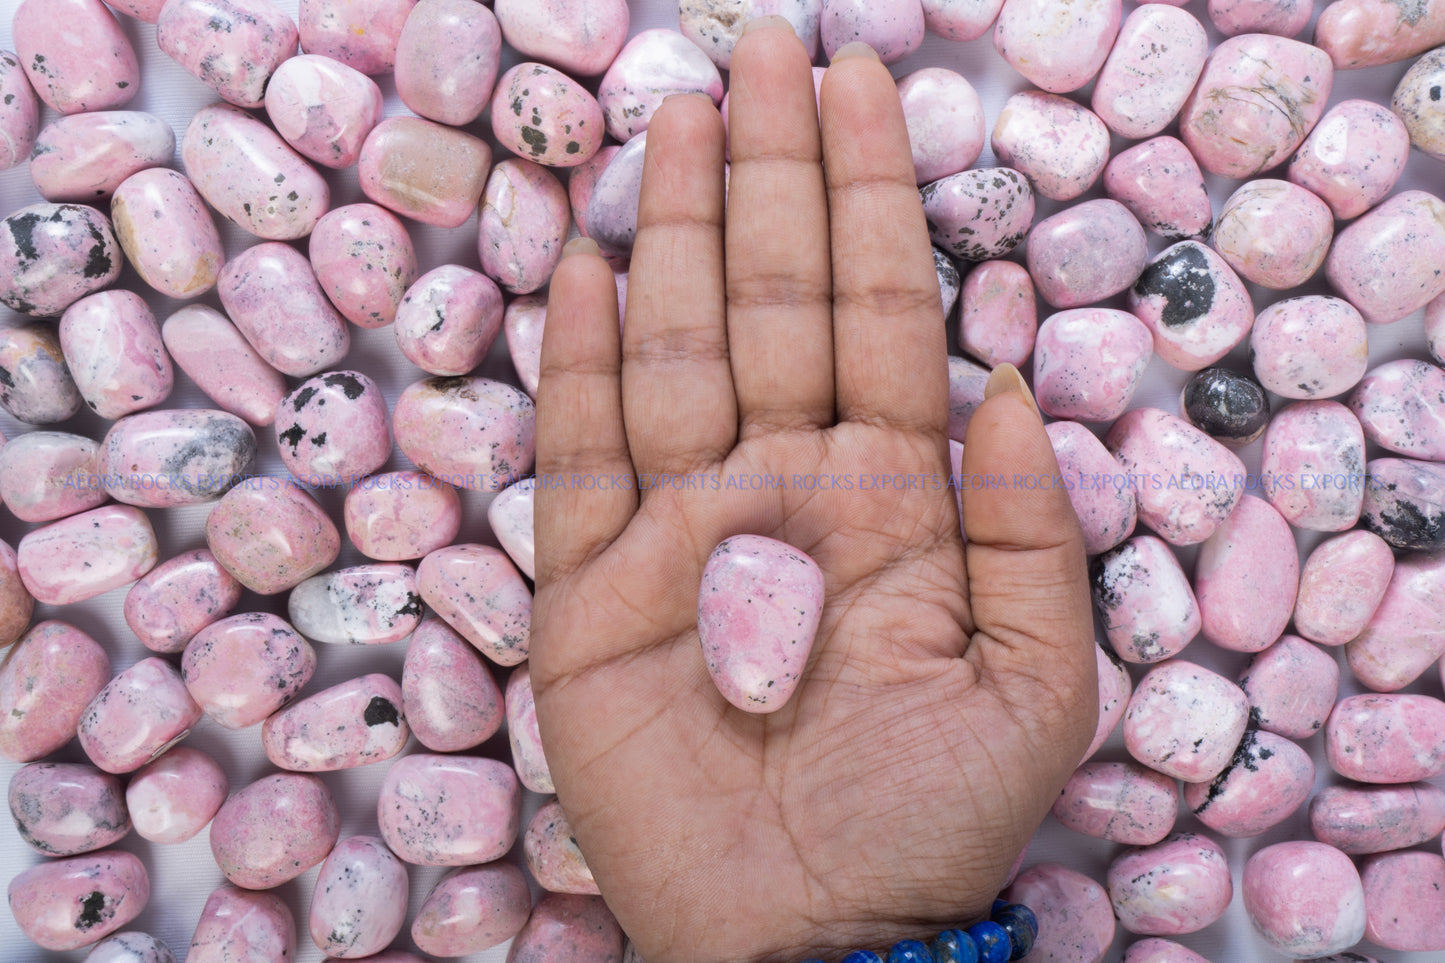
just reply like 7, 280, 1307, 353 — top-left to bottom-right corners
531, 20, 1095, 963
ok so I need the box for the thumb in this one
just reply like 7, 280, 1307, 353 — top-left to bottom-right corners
960, 364, 1096, 761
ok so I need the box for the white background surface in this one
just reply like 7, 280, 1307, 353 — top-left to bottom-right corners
0, 1, 1442, 961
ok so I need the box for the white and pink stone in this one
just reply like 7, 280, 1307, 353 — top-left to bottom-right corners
1127, 241, 1253, 372
18, 504, 158, 605
358, 116, 491, 228
585, 131, 648, 258
344, 471, 463, 561
161, 305, 288, 426
182, 104, 329, 241
1314, 0, 1445, 69
1087, 640, 1133, 760
1026, 200, 1146, 308
209, 772, 341, 889
417, 543, 532, 666
6, 850, 149, 950
1250, 295, 1369, 400
1004, 863, 1116, 963
1326, 190, 1445, 325
393, 376, 537, 494
1103, 136, 1211, 241
0, 51, 40, 170
921, 167, 1034, 261
1091, 535, 1198, 664
1033, 309, 1151, 423
1288, 99, 1410, 220
0, 325, 84, 423
217, 242, 351, 378
402, 618, 504, 752
496, 0, 631, 75
992, 0, 1120, 93
59, 290, 174, 418
376, 753, 521, 865
124, 745, 228, 844
505, 294, 548, 399
991, 92, 1110, 202
568, 146, 621, 238
288, 565, 422, 647
396, 265, 504, 376
0, 621, 109, 763
124, 549, 243, 655
1194, 495, 1298, 653
1238, 635, 1339, 740
599, 29, 723, 142
156, 0, 297, 108
1047, 421, 1136, 556
0, 203, 122, 317
1360, 457, 1445, 551
1348, 359, 1445, 461
921, 0, 1004, 41
1347, 551, 1445, 692
1107, 833, 1233, 935
1326, 693, 1445, 782
77, 657, 201, 774
0, 430, 107, 523
1310, 782, 1445, 855
507, 663, 553, 794
898, 67, 984, 185
1394, 45, 1445, 161
110, 167, 223, 301
309, 835, 409, 959
309, 204, 417, 329
1258, 401, 1366, 531
1209, 0, 1311, 36
411, 862, 532, 956
1243, 841, 1366, 958
8, 761, 130, 857
819, 0, 925, 64
1360, 851, 1445, 951
508, 894, 624, 963
490, 477, 537, 580
1183, 728, 1314, 837
959, 260, 1035, 369
479, 159, 571, 296
1122, 940, 1210, 963
181, 612, 316, 730
101, 409, 256, 509
1179, 33, 1332, 178
1050, 761, 1177, 845
102, 0, 168, 20
1123, 659, 1250, 782
1294, 530, 1394, 647
525, 798, 599, 895
296, 0, 414, 75
1091, 3, 1206, 139
1212, 179, 1333, 290
188, 886, 296, 963
275, 371, 390, 485
205, 478, 341, 595
85, 932, 176, 963
492, 63, 605, 168
30, 111, 175, 203
13, 0, 138, 114
264, 54, 384, 170
395, 0, 502, 126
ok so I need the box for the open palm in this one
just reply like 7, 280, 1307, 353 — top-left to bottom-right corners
531, 23, 1095, 963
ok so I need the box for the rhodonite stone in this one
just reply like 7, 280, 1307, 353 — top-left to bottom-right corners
0, 52, 40, 170
209, 773, 341, 889
1048, 421, 1136, 555
0, 202, 121, 317
1107, 833, 1233, 935
1242, 841, 1366, 958
935, 248, 961, 318
1178, 33, 1332, 178
1326, 693, 1445, 782
921, 167, 1034, 261
205, 478, 341, 595
7, 851, 149, 950
401, 618, 504, 752
395, 0, 503, 127
101, 410, 255, 509
959, 259, 1035, 368
417, 544, 532, 665
1123, 660, 1250, 782
1310, 782, 1445, 855
1288, 99, 1410, 219
1123, 940, 1210, 963
297, 0, 415, 75
567, 146, 621, 238
1361, 851, 1445, 951
0, 541, 33, 649
1103, 136, 1212, 240
188, 886, 296, 963
1183, 728, 1314, 837
261, 673, 409, 772
217, 242, 350, 378
922, 0, 1004, 42
0, 430, 107, 523
1294, 530, 1394, 647
1346, 551, 1445, 692
18, 505, 158, 605
1212, 179, 1333, 290
1027, 199, 1146, 308
264, 54, 384, 169
1091, 4, 1206, 138
478, 159, 571, 296
182, 612, 316, 729
497, 0, 631, 75
508, 894, 623, 963
0, 325, 83, 424
344, 471, 463, 561
396, 265, 504, 377
77, 657, 201, 774
309, 835, 409, 959
124, 745, 228, 844
8, 761, 130, 856
1033, 309, 1152, 422
598, 28, 722, 141
156, 0, 297, 108
59, 290, 174, 419
161, 305, 289, 426
525, 799, 599, 895
991, 91, 1110, 201
585, 131, 647, 258
1091, 535, 1198, 664
393, 376, 537, 493
1360, 456, 1445, 551
1208, 0, 1311, 36
287, 564, 423, 646
947, 355, 989, 440
1314, 0, 1445, 70
1249, 295, 1369, 400
377, 754, 521, 866
505, 295, 547, 399
1326, 190, 1445, 325
275, 370, 391, 485
506, 664, 553, 794
1088, 641, 1133, 760
30, 111, 175, 202
492, 63, 605, 168
1128, 241, 1252, 372
309, 203, 417, 328
1258, 401, 1366, 531
1238, 634, 1339, 739
85, 932, 177, 963
412, 862, 532, 956
0, 621, 109, 763
358, 117, 492, 228
819, 0, 925, 64
489, 478, 536, 579
1393, 44, 1445, 162
898, 67, 985, 184
1051, 761, 1177, 845
992, 0, 1120, 94
1194, 495, 1299, 653
1348, 359, 1445, 460
1005, 864, 1116, 963
13, 0, 139, 114
1180, 367, 1271, 447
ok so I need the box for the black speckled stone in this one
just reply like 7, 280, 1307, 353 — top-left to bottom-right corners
1181, 367, 1271, 446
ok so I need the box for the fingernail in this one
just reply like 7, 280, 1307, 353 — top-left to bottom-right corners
743, 14, 793, 35
563, 237, 599, 259
830, 41, 880, 63
983, 362, 1042, 422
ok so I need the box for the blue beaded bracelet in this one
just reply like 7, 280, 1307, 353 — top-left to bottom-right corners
803, 900, 1038, 963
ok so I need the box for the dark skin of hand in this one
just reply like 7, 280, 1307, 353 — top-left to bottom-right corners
531, 20, 1096, 963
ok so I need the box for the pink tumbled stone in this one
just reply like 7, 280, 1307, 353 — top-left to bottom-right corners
1051, 761, 1177, 845
157, 0, 296, 108
100, 410, 256, 509
344, 470, 463, 561
992, 0, 1120, 93
819, 0, 924, 64
525, 799, 599, 895
1326, 693, 1445, 782
0, 203, 122, 319
1088, 641, 1133, 760
508, 893, 623, 963
1326, 190, 1445, 325
1004, 863, 1116, 963
1027, 200, 1146, 308
30, 111, 175, 203
1103, 136, 1212, 241
507, 663, 553, 793
358, 116, 491, 229
1294, 530, 1394, 647
1429, 291, 1445, 365
1315, 0, 1445, 70
1124, 659, 1250, 782
959, 260, 1035, 369
492, 63, 605, 168
1212, 179, 1334, 290
991, 91, 1110, 202
1179, 33, 1332, 178
102, 0, 168, 20
599, 29, 723, 142
210, 772, 341, 889
1194, 495, 1298, 653
309, 204, 417, 329
1108, 833, 1233, 935
1047, 421, 1136, 556
78, 657, 201, 774
1210, 0, 1310, 35
125, 745, 228, 844
204, 478, 341, 595
496, 0, 630, 76
898, 67, 984, 185
393, 375, 537, 493
377, 753, 521, 866
1107, 408, 1246, 546
1183, 728, 1314, 837
262, 673, 409, 772
275, 370, 391, 484
947, 355, 990, 441
489, 477, 536, 580
402, 618, 504, 752
418, 544, 532, 666
1033, 309, 1151, 422
124, 549, 243, 654
1092, 535, 1198, 664
1238, 635, 1339, 740
288, 564, 422, 646
0, 51, 40, 170
568, 146, 621, 238
18, 504, 158, 605
162, 305, 289, 426
8, 761, 130, 856
7, 850, 149, 950
1347, 552, 1445, 692
1242, 841, 1366, 958
1127, 240, 1253, 372
1258, 401, 1366, 531
264, 54, 384, 170
921, 0, 1003, 41
921, 167, 1035, 262
1361, 851, 1445, 951
60, 290, 173, 418
309, 835, 409, 958
1311, 782, 1445, 855
413, 861, 533, 956
297, 0, 415, 74
1348, 359, 1445, 461
1249, 295, 1369, 400
182, 612, 316, 730
1091, 4, 1206, 138
110, 167, 222, 301
1122, 940, 1210, 963
700, 534, 825, 715
13, 0, 138, 114
0, 621, 109, 763
505, 294, 548, 399
395, 0, 503, 126
188, 886, 296, 963
86, 932, 177, 963
1288, 99, 1410, 220
0, 430, 106, 523
479, 159, 571, 296
397, 265, 504, 377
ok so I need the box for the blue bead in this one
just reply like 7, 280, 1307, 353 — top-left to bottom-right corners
990, 905, 1039, 960
966, 921, 1010, 963
929, 928, 980, 963
841, 951, 884, 963
991, 899, 1008, 915
887, 938, 933, 963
